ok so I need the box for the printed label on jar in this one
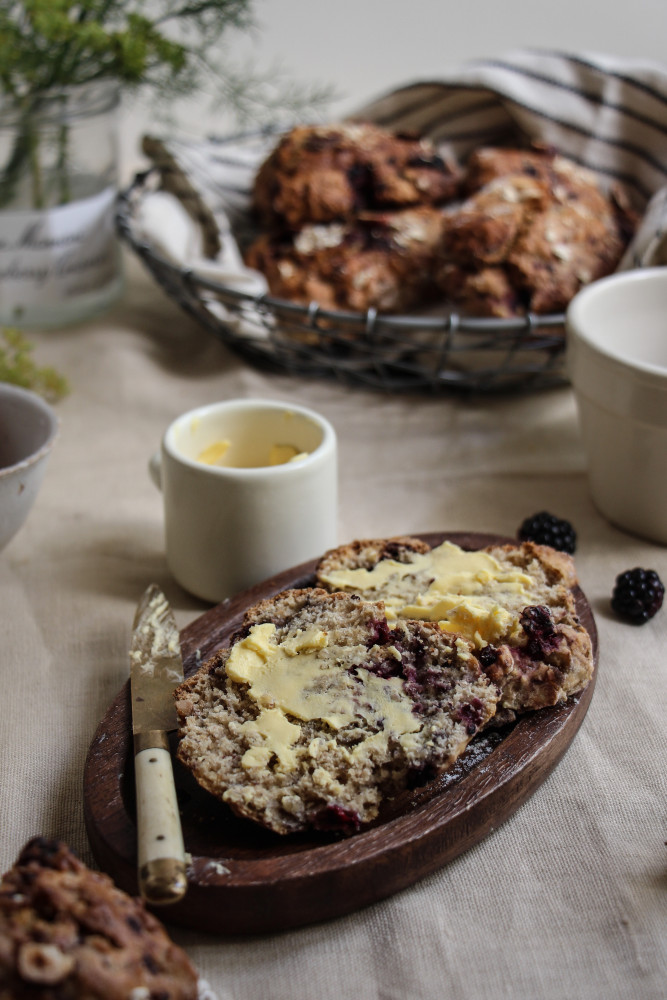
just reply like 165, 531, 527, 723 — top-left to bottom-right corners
0, 187, 119, 318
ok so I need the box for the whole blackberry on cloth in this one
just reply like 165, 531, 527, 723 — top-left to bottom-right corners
611, 568, 665, 624
518, 512, 577, 554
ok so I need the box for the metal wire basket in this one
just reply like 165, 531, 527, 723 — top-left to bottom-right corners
116, 168, 568, 394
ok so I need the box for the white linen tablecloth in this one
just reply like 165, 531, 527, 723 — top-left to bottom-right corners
1, 249, 665, 999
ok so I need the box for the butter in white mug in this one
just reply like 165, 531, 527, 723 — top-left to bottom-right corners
196, 439, 309, 468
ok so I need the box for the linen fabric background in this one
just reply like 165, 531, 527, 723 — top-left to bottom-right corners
2, 254, 665, 1000
1, 48, 666, 1000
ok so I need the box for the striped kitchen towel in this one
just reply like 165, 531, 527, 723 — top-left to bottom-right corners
135, 48, 667, 284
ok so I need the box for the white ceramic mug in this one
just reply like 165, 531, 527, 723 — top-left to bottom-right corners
150, 398, 338, 602
566, 268, 667, 545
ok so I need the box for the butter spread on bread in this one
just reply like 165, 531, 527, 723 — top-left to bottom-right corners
316, 538, 594, 714
175, 589, 497, 835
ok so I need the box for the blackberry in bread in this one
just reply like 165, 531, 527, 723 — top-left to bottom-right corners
0, 838, 198, 1000
316, 537, 594, 714
174, 588, 498, 836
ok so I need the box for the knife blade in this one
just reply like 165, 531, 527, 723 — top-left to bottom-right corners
130, 583, 187, 905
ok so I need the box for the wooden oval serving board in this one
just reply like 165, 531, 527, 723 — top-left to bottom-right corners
83, 532, 598, 935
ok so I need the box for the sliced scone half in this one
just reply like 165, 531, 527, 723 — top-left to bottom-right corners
316, 537, 594, 714
175, 588, 498, 836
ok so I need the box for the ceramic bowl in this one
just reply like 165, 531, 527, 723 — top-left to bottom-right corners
566, 267, 667, 544
0, 383, 59, 552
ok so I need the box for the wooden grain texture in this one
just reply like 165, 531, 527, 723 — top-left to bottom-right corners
83, 532, 598, 935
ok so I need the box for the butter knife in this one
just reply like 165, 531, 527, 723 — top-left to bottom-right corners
130, 583, 187, 905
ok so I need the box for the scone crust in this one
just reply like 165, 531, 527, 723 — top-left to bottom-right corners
252, 122, 461, 231
317, 536, 432, 576
438, 146, 637, 317
175, 588, 497, 836
248, 131, 636, 318
0, 838, 198, 1000
244, 207, 447, 313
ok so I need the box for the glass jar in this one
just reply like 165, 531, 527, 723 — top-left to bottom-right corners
0, 81, 124, 328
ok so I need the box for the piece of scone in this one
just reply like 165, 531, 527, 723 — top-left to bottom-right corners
438, 146, 637, 317
252, 122, 461, 231
462, 144, 561, 193
437, 262, 523, 318
316, 537, 594, 714
0, 838, 198, 1000
175, 588, 498, 836
244, 207, 448, 313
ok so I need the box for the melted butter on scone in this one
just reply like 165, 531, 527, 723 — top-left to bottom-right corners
319, 540, 536, 646
226, 623, 420, 771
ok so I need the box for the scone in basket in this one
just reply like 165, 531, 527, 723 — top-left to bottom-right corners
117, 53, 667, 394
117, 153, 569, 394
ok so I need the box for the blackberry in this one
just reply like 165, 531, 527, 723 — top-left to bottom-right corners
519, 605, 560, 659
518, 511, 577, 554
312, 804, 361, 835
478, 645, 499, 668
611, 568, 665, 624
455, 697, 486, 736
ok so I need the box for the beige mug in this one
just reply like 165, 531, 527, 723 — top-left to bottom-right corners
566, 268, 667, 545
150, 398, 338, 602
